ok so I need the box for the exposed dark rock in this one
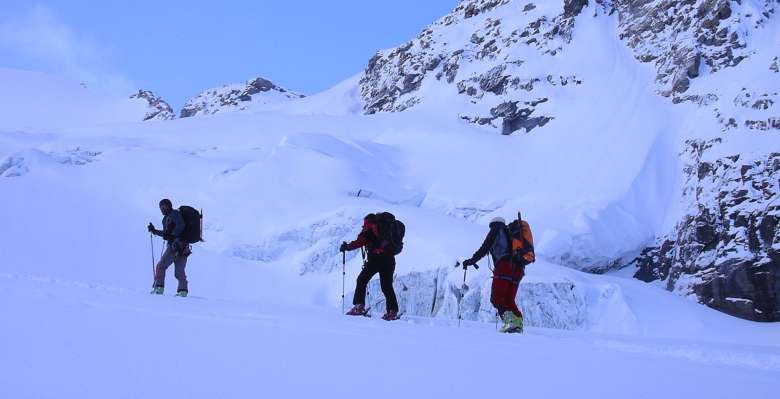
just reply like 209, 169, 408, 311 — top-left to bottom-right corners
245, 77, 276, 95
716, 1, 732, 20
129, 90, 176, 121
564, 0, 589, 18
745, 118, 780, 130
503, 115, 553, 134
673, 75, 691, 93
630, 143, 780, 321
483, 100, 553, 134
687, 53, 702, 78
479, 65, 508, 94
463, 0, 508, 19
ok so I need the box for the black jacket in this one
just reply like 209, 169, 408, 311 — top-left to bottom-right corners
153, 209, 185, 244
471, 221, 511, 265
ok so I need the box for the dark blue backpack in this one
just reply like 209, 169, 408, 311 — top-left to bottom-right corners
377, 212, 405, 255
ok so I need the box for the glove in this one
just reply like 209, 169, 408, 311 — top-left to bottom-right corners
462, 258, 475, 267
339, 242, 349, 252
147, 223, 155, 233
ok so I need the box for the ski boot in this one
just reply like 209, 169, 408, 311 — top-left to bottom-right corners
150, 286, 164, 295
346, 304, 368, 316
381, 310, 400, 321
501, 311, 524, 334
175, 290, 188, 298
499, 311, 512, 332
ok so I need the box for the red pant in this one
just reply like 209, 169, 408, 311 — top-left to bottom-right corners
490, 258, 524, 317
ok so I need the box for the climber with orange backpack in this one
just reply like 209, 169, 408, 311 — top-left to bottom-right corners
462, 212, 535, 333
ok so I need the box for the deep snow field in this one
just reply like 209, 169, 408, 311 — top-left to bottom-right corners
1, 53, 779, 398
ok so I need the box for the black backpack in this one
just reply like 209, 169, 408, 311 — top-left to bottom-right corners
377, 212, 405, 255
179, 206, 203, 244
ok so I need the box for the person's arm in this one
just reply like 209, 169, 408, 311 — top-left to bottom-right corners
346, 229, 370, 250
469, 227, 499, 263
148, 223, 163, 237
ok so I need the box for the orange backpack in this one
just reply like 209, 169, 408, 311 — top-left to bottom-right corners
508, 212, 535, 266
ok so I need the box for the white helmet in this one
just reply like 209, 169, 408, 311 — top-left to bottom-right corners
489, 216, 506, 225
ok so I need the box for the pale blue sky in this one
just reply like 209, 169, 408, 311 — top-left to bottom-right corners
0, 1, 456, 110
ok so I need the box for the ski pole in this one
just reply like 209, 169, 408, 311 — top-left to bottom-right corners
486, 256, 498, 330
460, 265, 467, 328
150, 233, 156, 283
361, 247, 371, 315
341, 249, 346, 314
454, 261, 478, 328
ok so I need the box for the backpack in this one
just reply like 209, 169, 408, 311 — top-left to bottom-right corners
376, 212, 405, 255
489, 226, 512, 262
507, 212, 534, 266
179, 206, 203, 244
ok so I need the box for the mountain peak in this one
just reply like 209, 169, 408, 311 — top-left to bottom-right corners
180, 76, 304, 118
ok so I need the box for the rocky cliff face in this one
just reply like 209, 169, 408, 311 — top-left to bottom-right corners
612, 0, 773, 97
129, 90, 176, 121
360, 0, 600, 134
615, 0, 780, 321
631, 140, 779, 321
359, 0, 776, 133
180, 77, 304, 118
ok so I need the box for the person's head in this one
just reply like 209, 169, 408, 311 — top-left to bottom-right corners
159, 198, 173, 215
489, 216, 506, 228
363, 213, 377, 227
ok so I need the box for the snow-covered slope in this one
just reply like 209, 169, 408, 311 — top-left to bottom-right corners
0, 68, 155, 129
180, 76, 304, 118
3, 271, 779, 399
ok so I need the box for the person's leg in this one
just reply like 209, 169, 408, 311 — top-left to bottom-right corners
173, 253, 188, 292
490, 260, 513, 314
154, 246, 175, 288
490, 277, 507, 314
378, 257, 398, 312
505, 265, 525, 318
352, 260, 379, 306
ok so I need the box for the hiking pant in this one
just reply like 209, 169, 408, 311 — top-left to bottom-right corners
490, 258, 524, 317
353, 255, 398, 312
154, 244, 189, 291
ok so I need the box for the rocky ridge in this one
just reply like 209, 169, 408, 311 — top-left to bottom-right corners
180, 77, 304, 118
129, 90, 176, 121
